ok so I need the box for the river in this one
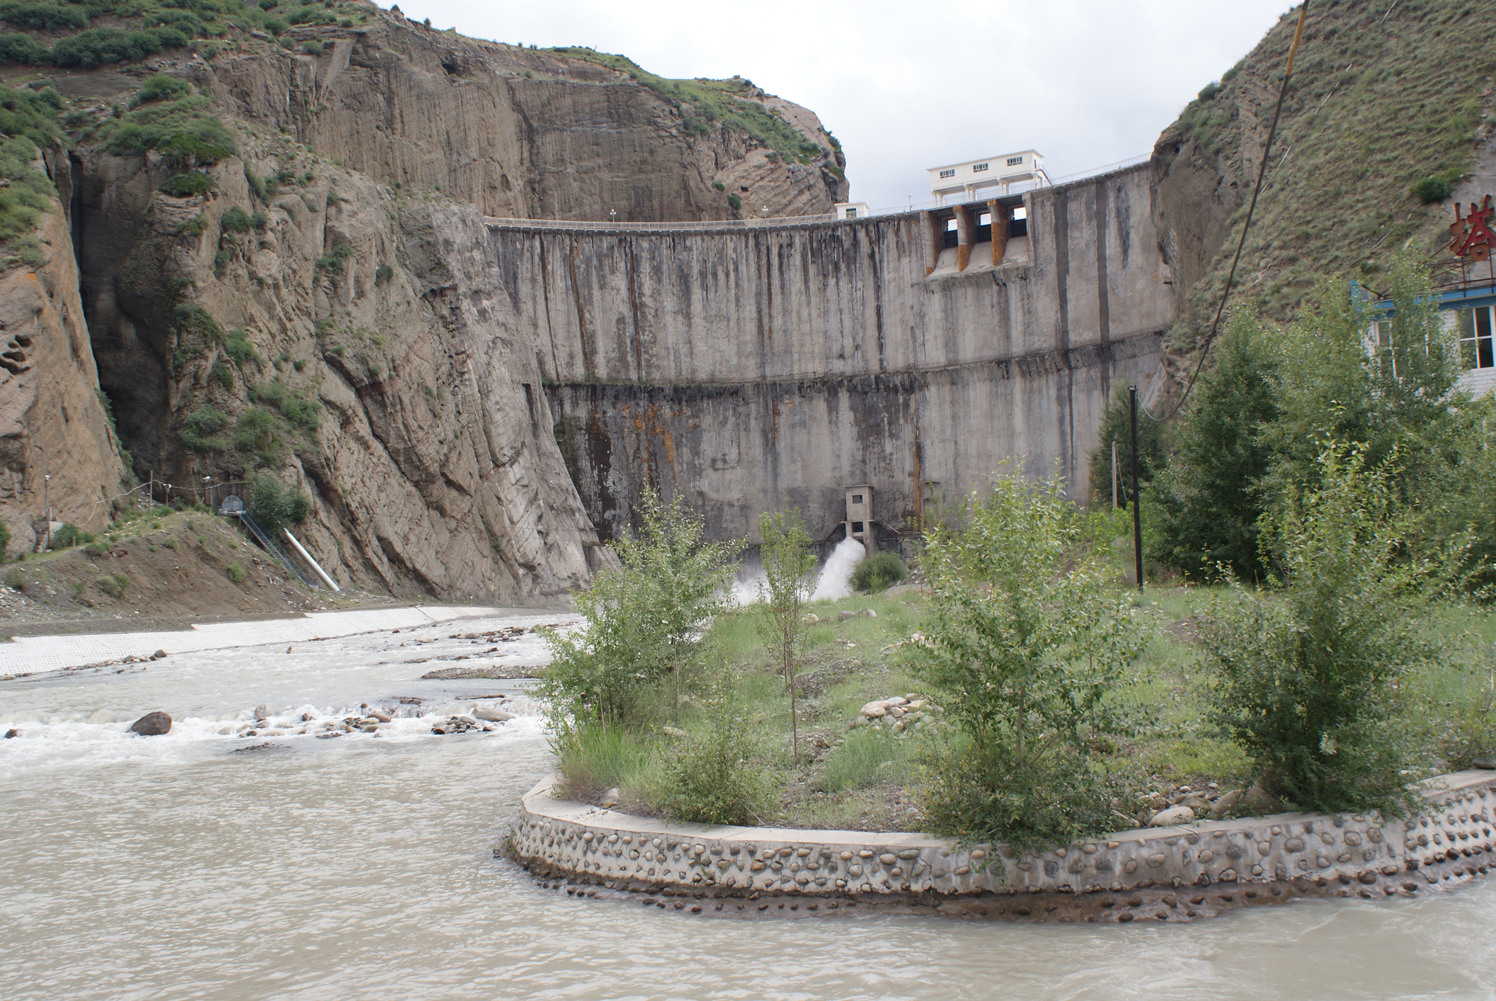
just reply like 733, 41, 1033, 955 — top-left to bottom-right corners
3, 609, 1495, 1000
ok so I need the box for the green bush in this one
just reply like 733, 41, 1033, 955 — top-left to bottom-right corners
51, 522, 92, 548
129, 73, 191, 108
263, 16, 285, 33
658, 682, 767, 826
223, 329, 259, 367
233, 406, 280, 462
96, 573, 129, 598
0, 2, 88, 31
916, 467, 1143, 854
300, 38, 322, 55
160, 171, 214, 197
0, 134, 57, 260
712, 180, 725, 191
226, 561, 245, 583
249, 473, 310, 533
1203, 442, 1454, 815
52, 27, 186, 69
314, 241, 354, 276
727, 193, 741, 211
540, 486, 741, 728
374, 263, 393, 284
850, 551, 907, 592
4, 566, 21, 590
0, 31, 50, 64
208, 360, 233, 390
219, 205, 252, 233
1411, 175, 1454, 204
104, 93, 236, 167
181, 404, 229, 450
0, 515, 8, 559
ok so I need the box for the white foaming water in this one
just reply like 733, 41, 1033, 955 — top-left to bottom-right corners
810, 537, 866, 602
5, 606, 1496, 1000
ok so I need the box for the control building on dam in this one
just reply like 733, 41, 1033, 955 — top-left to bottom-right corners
482, 160, 1174, 548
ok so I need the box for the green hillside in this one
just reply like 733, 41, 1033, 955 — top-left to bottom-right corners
1161, 0, 1496, 345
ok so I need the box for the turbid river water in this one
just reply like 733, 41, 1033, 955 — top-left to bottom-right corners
4, 608, 1496, 1001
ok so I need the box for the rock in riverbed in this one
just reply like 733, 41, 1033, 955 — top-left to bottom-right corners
129, 711, 173, 736
474, 707, 514, 722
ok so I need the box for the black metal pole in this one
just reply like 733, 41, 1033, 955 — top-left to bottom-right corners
1129, 385, 1144, 592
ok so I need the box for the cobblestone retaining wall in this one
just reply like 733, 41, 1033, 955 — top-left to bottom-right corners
510, 770, 1496, 899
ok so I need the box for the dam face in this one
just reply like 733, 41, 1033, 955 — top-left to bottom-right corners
489, 162, 1172, 544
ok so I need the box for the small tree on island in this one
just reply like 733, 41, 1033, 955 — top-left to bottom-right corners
916, 466, 1144, 854
540, 486, 741, 729
756, 509, 816, 762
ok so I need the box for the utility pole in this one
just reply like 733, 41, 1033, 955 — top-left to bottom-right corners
1129, 386, 1143, 592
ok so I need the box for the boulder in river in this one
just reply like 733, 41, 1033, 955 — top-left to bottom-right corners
129, 711, 172, 736
4, 728, 17, 738
474, 706, 514, 723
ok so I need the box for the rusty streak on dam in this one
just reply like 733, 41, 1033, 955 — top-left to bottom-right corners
482, 161, 1173, 545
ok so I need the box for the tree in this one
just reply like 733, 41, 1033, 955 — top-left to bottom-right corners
916, 467, 1143, 853
1203, 441, 1457, 814
541, 486, 741, 728
756, 509, 815, 762
1145, 312, 1280, 580
1086, 385, 1168, 508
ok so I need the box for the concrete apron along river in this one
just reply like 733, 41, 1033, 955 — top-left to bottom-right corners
5, 610, 1496, 1001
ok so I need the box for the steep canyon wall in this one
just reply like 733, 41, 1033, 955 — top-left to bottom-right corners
501, 164, 1174, 544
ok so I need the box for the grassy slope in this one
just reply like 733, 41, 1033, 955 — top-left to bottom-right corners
1163, 0, 1496, 343
0, 505, 367, 639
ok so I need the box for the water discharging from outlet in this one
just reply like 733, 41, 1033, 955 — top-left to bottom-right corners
5, 609, 1496, 1000
809, 536, 866, 601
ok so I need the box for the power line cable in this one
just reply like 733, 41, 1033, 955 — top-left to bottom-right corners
1143, 0, 1311, 423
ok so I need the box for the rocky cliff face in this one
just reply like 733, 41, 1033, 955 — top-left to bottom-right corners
0, 170, 128, 549
192, 18, 845, 222
6, 6, 847, 599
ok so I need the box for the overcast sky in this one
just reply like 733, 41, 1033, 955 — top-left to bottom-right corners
390, 0, 1292, 211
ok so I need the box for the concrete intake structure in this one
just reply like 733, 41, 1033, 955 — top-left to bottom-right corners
482, 162, 1174, 544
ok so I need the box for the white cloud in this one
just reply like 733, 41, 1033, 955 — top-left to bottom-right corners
391, 0, 1292, 210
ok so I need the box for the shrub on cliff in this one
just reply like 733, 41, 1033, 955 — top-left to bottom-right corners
540, 487, 741, 728
915, 467, 1144, 854
129, 73, 191, 108
0, 87, 60, 267
104, 93, 235, 167
1203, 442, 1458, 815
0, 31, 49, 64
0, 2, 88, 31
249, 474, 309, 534
51, 27, 186, 69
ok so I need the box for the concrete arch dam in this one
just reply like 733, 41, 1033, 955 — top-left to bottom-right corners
486, 162, 1173, 545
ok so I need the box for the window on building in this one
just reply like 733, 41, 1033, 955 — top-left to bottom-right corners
844, 207, 857, 219
939, 168, 956, 179
1459, 305, 1496, 369
1007, 156, 1023, 166
851, 494, 863, 504
973, 162, 989, 172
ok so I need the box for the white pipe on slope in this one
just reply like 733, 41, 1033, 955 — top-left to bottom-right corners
284, 528, 341, 591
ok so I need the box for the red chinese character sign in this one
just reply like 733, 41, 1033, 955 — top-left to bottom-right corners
1451, 195, 1495, 263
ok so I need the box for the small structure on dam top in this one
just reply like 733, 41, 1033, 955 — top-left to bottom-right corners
928, 150, 1050, 204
